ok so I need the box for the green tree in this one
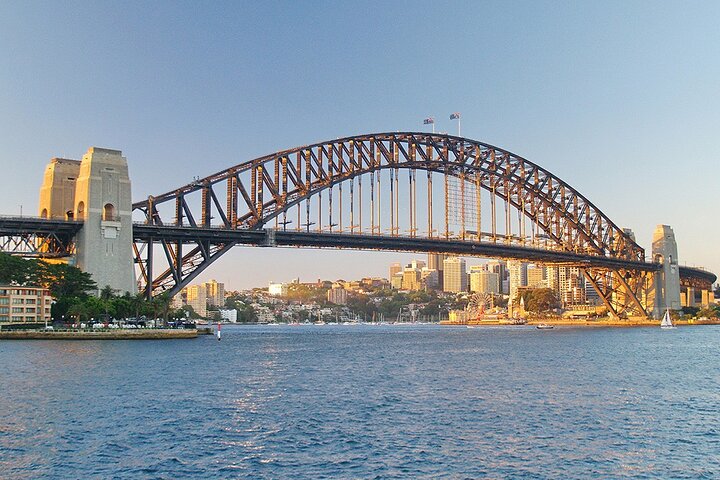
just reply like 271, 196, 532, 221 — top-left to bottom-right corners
522, 288, 560, 313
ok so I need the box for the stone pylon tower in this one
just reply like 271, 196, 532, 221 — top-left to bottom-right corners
72, 148, 135, 295
38, 158, 82, 220
652, 224, 681, 317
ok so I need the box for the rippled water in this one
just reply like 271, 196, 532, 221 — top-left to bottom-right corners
1, 325, 719, 479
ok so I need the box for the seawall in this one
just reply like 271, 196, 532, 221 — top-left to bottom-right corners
0, 329, 198, 340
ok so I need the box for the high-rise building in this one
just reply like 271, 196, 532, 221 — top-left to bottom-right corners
428, 254, 445, 289
186, 284, 207, 318
427, 254, 445, 271
402, 266, 422, 291
526, 265, 546, 288
205, 279, 225, 307
443, 257, 468, 293
546, 266, 560, 294
486, 260, 507, 294
508, 261, 528, 301
390, 272, 404, 289
420, 268, 439, 290
327, 283, 348, 305
389, 263, 402, 282
469, 267, 500, 294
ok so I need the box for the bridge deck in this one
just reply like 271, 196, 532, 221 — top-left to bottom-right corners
132, 224, 663, 273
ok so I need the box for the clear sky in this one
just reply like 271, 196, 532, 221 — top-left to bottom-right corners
1, 1, 719, 290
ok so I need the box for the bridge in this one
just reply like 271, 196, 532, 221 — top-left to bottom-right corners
0, 133, 715, 319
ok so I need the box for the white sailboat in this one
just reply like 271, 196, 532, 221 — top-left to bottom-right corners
660, 309, 675, 329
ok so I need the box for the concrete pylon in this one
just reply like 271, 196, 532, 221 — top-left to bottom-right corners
72, 148, 135, 295
652, 224, 681, 317
38, 158, 82, 220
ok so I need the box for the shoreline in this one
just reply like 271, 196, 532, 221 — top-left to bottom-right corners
441, 318, 720, 327
0, 329, 199, 340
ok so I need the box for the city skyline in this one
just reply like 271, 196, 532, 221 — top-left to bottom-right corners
2, 2, 719, 290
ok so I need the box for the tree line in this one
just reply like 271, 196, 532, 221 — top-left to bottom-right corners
0, 253, 180, 323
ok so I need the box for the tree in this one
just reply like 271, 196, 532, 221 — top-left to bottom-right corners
521, 288, 560, 313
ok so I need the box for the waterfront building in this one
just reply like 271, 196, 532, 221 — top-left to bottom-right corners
443, 257, 468, 293
470, 267, 500, 295
218, 308, 238, 323
327, 283, 348, 305
0, 286, 53, 324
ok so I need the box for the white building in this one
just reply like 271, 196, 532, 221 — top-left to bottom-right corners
218, 309, 238, 323
268, 282, 288, 297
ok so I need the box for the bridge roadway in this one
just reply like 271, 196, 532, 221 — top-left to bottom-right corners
132, 224, 717, 285
135, 224, 663, 273
0, 217, 714, 285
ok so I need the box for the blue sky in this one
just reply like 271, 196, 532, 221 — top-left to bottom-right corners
1, 1, 718, 289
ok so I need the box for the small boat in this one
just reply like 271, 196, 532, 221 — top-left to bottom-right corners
536, 323, 554, 330
660, 309, 676, 329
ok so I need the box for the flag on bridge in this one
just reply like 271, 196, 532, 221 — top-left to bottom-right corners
450, 112, 461, 120
423, 117, 434, 124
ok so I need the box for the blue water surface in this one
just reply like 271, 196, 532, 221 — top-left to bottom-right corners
1, 324, 718, 479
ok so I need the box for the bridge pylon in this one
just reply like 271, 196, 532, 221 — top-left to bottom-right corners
39, 148, 135, 295
651, 224, 681, 318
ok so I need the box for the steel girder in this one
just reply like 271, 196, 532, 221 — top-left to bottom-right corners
133, 132, 653, 309
0, 217, 82, 258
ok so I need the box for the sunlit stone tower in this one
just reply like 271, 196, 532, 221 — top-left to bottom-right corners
652, 224, 681, 317
38, 158, 81, 220
72, 148, 135, 295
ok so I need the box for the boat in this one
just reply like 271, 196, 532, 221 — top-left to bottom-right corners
536, 323, 554, 330
660, 309, 676, 329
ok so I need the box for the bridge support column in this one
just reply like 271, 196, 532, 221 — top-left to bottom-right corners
651, 225, 681, 318
683, 287, 695, 307
73, 148, 136, 295
701, 289, 713, 308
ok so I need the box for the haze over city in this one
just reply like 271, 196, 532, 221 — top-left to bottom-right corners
1, 1, 719, 289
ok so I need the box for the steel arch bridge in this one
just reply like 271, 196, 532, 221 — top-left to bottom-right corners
130, 132, 676, 317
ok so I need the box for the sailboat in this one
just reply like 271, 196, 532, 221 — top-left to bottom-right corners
660, 309, 675, 329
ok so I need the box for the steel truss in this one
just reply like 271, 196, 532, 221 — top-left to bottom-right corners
131, 132, 676, 316
0, 217, 81, 258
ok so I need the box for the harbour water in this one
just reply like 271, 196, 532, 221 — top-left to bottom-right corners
1, 324, 718, 478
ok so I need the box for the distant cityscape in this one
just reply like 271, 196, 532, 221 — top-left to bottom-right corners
169, 253, 714, 325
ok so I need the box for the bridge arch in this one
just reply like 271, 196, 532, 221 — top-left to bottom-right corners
133, 132, 650, 315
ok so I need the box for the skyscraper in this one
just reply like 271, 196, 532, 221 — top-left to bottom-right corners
186, 284, 207, 318
443, 257, 467, 293
389, 263, 402, 282
428, 253, 445, 289
508, 261, 528, 301
205, 279, 225, 307
469, 266, 500, 294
